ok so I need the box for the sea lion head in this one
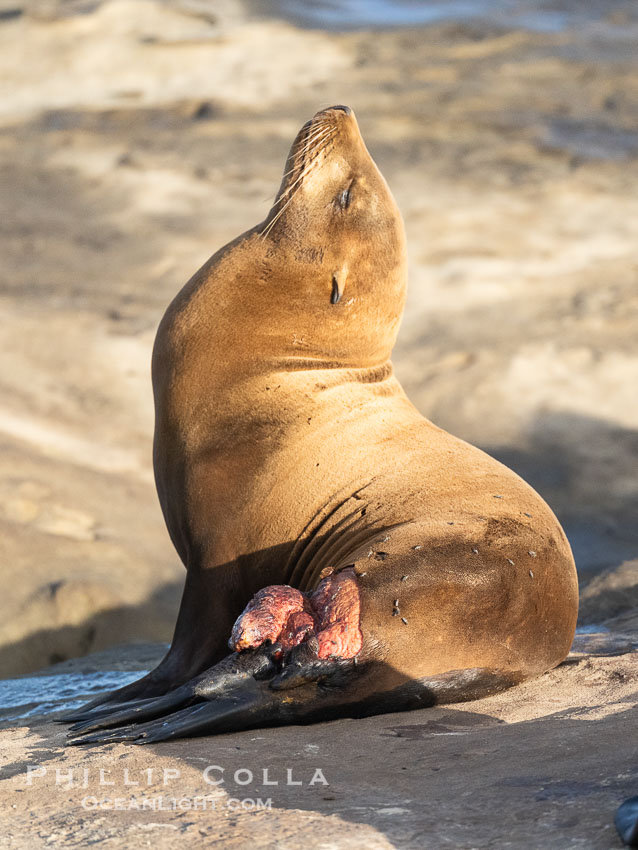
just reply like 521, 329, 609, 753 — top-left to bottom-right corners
255, 105, 408, 369
164, 107, 408, 375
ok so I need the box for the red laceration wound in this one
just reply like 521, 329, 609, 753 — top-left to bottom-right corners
229, 568, 362, 660
310, 568, 362, 659
278, 610, 317, 651
230, 585, 308, 651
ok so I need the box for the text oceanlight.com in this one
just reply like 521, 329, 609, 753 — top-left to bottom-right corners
80, 794, 273, 811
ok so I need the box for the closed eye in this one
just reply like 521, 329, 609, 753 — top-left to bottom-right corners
336, 181, 354, 210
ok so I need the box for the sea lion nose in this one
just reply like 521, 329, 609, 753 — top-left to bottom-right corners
329, 105, 352, 115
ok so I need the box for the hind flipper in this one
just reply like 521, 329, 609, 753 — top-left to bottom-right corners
67, 679, 280, 746
66, 640, 358, 745
66, 687, 197, 737
65, 644, 278, 735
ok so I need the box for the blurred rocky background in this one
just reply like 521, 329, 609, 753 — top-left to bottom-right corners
1, 0, 637, 675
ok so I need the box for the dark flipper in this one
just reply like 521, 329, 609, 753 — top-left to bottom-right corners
66, 642, 358, 746
67, 680, 282, 746
63, 645, 277, 729
62, 568, 241, 722
66, 687, 198, 737
60, 679, 164, 723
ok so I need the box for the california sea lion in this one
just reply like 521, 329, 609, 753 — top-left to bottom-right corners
65, 105, 578, 744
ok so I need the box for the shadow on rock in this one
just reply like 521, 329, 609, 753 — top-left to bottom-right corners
0, 580, 182, 677
158, 691, 638, 849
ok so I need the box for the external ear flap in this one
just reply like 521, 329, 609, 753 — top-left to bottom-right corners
331, 265, 348, 304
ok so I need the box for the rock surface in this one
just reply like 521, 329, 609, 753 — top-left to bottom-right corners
1, 638, 637, 849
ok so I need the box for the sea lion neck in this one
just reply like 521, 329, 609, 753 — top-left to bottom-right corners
159, 240, 405, 380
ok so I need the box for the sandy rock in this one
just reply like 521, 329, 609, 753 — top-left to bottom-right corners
0, 638, 637, 849
0, 0, 350, 120
2, 490, 97, 541
1, 579, 122, 670
33, 505, 97, 541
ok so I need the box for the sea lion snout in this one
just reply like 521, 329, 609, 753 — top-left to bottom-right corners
312, 104, 355, 124
310, 104, 362, 151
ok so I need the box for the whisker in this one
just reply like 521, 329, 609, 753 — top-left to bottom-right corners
264, 127, 334, 205
261, 186, 305, 240
261, 126, 337, 240
279, 129, 331, 180
278, 129, 332, 181
274, 131, 335, 205
288, 127, 334, 165
294, 122, 334, 153
261, 192, 296, 238
286, 128, 336, 178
